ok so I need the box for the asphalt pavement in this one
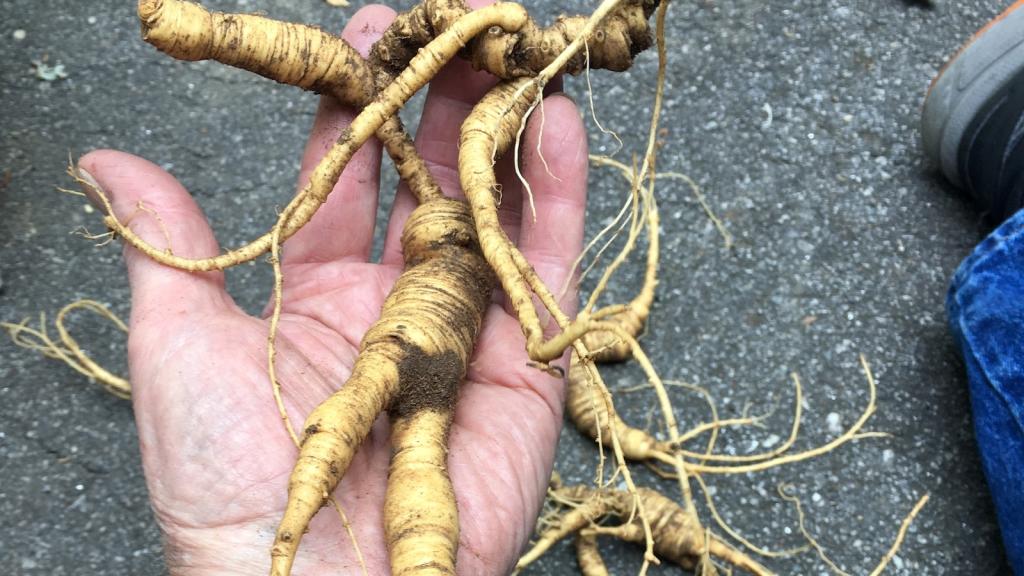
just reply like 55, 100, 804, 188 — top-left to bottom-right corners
0, 0, 1013, 574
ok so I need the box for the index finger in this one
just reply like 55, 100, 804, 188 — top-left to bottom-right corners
283, 5, 395, 266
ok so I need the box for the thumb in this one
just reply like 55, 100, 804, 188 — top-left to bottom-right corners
77, 150, 235, 329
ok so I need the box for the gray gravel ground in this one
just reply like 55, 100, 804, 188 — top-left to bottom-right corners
0, 0, 1014, 574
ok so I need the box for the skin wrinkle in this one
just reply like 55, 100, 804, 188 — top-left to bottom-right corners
147, 423, 263, 531
496, 206, 525, 241
415, 155, 466, 198
165, 533, 265, 576
272, 315, 360, 388
264, 330, 348, 411
520, 198, 584, 257
475, 393, 555, 567
267, 262, 399, 341
274, 260, 396, 305
139, 316, 353, 532
157, 468, 285, 533
447, 419, 530, 572
465, 344, 565, 417
283, 305, 377, 355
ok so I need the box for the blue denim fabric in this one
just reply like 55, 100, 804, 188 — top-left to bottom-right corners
948, 208, 1024, 574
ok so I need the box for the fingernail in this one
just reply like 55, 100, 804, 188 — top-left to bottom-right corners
74, 165, 108, 214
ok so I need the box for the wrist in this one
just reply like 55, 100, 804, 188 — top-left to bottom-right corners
163, 523, 272, 576
161, 521, 371, 576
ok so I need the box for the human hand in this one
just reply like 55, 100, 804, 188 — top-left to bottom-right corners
76, 4, 588, 575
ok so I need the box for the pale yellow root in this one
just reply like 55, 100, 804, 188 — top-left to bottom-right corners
519, 486, 774, 576
108, 2, 526, 273
270, 199, 493, 576
566, 350, 673, 462
455, 0, 669, 387
458, 79, 640, 403
460, 77, 575, 363
659, 171, 733, 249
265, 203, 369, 574
561, 175, 663, 467
580, 171, 658, 363
607, 326, 697, 513
565, 353, 887, 570
577, 0, 668, 328
516, 281, 662, 569
516, 491, 614, 569
868, 494, 930, 576
778, 485, 931, 576
455, 38, 698, 574
458, 68, 668, 573
551, 2, 725, 549
675, 374, 803, 464
3, 300, 130, 399
575, 532, 610, 576
562, 177, 660, 462
457, 0, 663, 364
385, 409, 459, 576
693, 475, 810, 560
132, 4, 667, 573
370, 0, 656, 81
566, 168, 636, 296
676, 416, 766, 446
138, 0, 374, 105
777, 484, 851, 576
686, 355, 882, 475
138, 0, 443, 205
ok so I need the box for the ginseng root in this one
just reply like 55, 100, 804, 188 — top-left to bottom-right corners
271, 199, 493, 576
518, 484, 773, 576
2, 300, 130, 398
125, 0, 659, 274
11, 0, 932, 574
138, 0, 444, 205
566, 170, 661, 460
114, 1, 670, 574
108, 1, 526, 272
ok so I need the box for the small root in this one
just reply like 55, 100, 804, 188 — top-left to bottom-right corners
778, 484, 851, 576
686, 355, 882, 475
868, 494, 930, 576
674, 373, 802, 464
583, 40, 624, 156
564, 172, 635, 297
694, 475, 810, 559
71, 225, 117, 247
3, 300, 130, 399
659, 171, 733, 249
519, 485, 774, 576
777, 485, 930, 576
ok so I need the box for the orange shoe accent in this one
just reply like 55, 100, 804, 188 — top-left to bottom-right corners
927, 0, 1024, 97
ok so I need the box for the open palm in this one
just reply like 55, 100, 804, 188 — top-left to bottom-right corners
77, 6, 587, 575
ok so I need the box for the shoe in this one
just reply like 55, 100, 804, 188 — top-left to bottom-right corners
922, 1, 1024, 223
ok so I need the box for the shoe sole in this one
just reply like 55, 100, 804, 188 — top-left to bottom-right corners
922, 1, 1024, 187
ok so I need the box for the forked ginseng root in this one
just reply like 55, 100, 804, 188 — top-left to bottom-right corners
517, 484, 773, 576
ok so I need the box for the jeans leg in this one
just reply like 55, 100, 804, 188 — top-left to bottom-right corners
948, 208, 1024, 574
